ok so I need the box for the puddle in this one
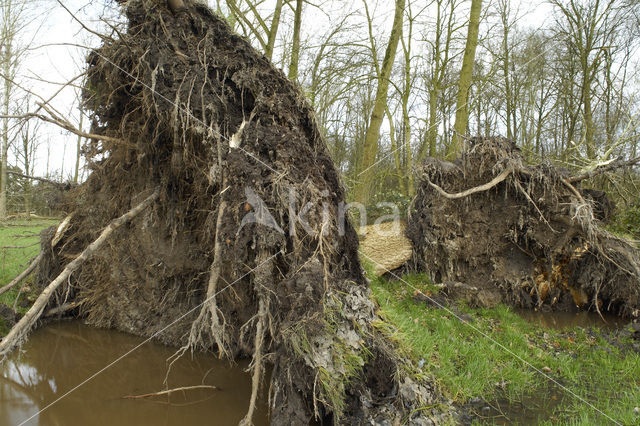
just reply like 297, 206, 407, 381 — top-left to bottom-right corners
0, 321, 268, 426
464, 388, 565, 425
514, 309, 627, 331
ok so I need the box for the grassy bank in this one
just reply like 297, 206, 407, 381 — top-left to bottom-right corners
368, 269, 640, 424
0, 219, 58, 333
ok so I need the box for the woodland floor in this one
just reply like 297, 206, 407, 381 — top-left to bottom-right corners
1, 219, 639, 424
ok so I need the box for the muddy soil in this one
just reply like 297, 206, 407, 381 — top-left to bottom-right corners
0, 305, 16, 331
407, 137, 640, 319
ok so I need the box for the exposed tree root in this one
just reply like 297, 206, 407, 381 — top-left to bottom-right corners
25, 1, 445, 423
427, 166, 513, 199
408, 137, 640, 318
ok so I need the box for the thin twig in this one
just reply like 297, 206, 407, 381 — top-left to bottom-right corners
122, 385, 218, 400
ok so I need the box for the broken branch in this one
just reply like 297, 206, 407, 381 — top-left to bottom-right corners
7, 171, 66, 189
0, 109, 123, 145
0, 188, 160, 358
122, 385, 218, 400
568, 156, 640, 183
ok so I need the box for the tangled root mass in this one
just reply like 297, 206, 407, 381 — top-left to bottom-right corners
34, 0, 442, 423
408, 137, 640, 318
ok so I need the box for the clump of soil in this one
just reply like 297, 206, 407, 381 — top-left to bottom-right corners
27, 0, 443, 423
0, 305, 17, 333
407, 137, 640, 318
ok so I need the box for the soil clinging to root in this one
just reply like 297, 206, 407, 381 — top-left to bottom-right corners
407, 137, 640, 318
19, 1, 446, 424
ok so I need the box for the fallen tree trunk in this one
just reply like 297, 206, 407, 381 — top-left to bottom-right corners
0, 188, 160, 357
567, 156, 640, 183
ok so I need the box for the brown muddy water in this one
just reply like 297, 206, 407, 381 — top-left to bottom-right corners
0, 321, 268, 426
515, 308, 628, 331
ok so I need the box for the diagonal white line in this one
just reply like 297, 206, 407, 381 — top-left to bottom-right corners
18, 251, 281, 426
358, 249, 622, 425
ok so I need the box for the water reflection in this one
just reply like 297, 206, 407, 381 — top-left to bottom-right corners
0, 321, 268, 426
515, 308, 627, 331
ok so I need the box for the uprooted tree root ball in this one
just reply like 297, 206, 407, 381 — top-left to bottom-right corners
407, 137, 640, 319
0, 0, 448, 424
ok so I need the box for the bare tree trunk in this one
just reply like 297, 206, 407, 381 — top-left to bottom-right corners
0, 41, 10, 220
264, 0, 283, 61
74, 108, 83, 184
354, 0, 405, 205
448, 0, 482, 160
400, 19, 414, 195
583, 77, 596, 159
22, 125, 30, 219
288, 0, 303, 81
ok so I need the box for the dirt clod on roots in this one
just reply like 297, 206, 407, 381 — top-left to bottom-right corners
407, 137, 640, 318
30, 1, 442, 423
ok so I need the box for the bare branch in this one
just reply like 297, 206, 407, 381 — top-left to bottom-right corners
0, 253, 42, 298
122, 385, 218, 400
7, 171, 66, 188
568, 156, 640, 183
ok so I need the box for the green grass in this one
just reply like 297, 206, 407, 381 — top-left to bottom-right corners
0, 219, 58, 308
368, 266, 640, 424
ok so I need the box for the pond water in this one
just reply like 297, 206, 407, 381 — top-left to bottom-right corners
0, 321, 268, 426
514, 308, 628, 331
